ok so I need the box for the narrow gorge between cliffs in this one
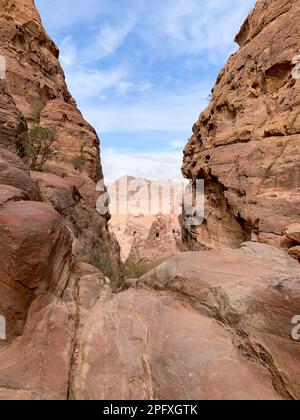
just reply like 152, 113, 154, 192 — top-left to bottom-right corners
0, 0, 299, 401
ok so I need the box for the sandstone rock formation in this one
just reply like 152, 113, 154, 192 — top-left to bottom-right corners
0, 150, 72, 340
0, 0, 120, 342
108, 177, 184, 270
182, 0, 300, 255
0, 0, 99, 178
0, 0, 299, 401
0, 0, 120, 264
70, 243, 300, 400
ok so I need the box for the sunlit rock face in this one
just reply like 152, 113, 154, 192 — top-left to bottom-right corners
108, 177, 185, 267
0, 0, 101, 179
0, 0, 119, 355
182, 0, 300, 254
71, 243, 300, 401
0, 0, 120, 261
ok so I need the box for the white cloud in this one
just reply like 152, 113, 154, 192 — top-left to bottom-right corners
81, 20, 136, 63
137, 0, 256, 61
102, 148, 184, 182
43, 5, 137, 64
83, 84, 209, 133
62, 65, 153, 100
38, 0, 256, 66
64, 66, 130, 99
60, 36, 78, 66
168, 140, 187, 150
36, 0, 111, 28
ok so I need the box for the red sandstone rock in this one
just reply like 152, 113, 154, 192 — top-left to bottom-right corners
0, 0, 299, 402
0, 295, 73, 400
0, 81, 26, 150
72, 289, 279, 400
109, 177, 184, 266
139, 242, 300, 399
288, 246, 300, 261
0, 149, 41, 200
0, 185, 28, 205
0, 0, 101, 181
286, 224, 300, 243
0, 0, 120, 266
0, 200, 72, 338
182, 0, 300, 251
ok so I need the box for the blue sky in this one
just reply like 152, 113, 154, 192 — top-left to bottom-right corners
35, 0, 256, 181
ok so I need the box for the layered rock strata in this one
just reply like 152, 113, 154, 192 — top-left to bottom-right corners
182, 0, 300, 255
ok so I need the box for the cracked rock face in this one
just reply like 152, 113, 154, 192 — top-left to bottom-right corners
0, 0, 119, 350
0, 0, 120, 261
137, 242, 300, 400
0, 150, 72, 339
0, 0, 101, 180
182, 0, 300, 253
68, 243, 299, 401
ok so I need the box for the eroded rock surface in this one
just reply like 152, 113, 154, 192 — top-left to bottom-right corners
0, 0, 119, 338
109, 177, 184, 268
0, 0, 99, 179
0, 148, 72, 339
69, 243, 300, 400
0, 0, 299, 402
182, 0, 300, 252
0, 0, 119, 264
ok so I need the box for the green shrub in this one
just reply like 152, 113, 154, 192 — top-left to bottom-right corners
72, 154, 87, 172
72, 143, 87, 172
18, 126, 57, 170
31, 100, 45, 124
124, 260, 161, 279
85, 243, 123, 290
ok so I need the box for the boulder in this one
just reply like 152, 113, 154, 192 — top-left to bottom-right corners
0, 149, 41, 201
0, 201, 72, 338
139, 242, 300, 399
0, 295, 73, 400
71, 287, 279, 400
286, 224, 300, 243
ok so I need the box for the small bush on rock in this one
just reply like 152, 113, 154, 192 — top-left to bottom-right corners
72, 154, 87, 172
18, 125, 57, 171
73, 144, 87, 172
84, 242, 123, 290
31, 100, 45, 124
124, 260, 161, 279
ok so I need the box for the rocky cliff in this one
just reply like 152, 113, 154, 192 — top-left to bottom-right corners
182, 0, 300, 258
0, 0, 101, 179
0, 0, 120, 256
0, 0, 299, 401
0, 0, 120, 341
